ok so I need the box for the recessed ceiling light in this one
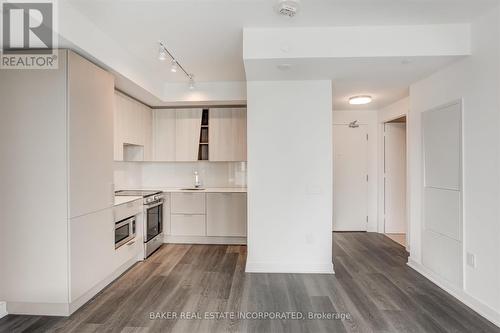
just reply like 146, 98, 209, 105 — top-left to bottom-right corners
349, 95, 372, 105
277, 63, 292, 71
401, 58, 413, 65
275, 0, 300, 17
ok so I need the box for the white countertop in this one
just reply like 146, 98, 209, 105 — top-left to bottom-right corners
114, 195, 142, 206
158, 187, 247, 193
114, 188, 246, 206
116, 187, 247, 194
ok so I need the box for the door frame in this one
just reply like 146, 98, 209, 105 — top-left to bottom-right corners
378, 114, 410, 250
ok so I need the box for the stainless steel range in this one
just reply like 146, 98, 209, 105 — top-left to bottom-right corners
115, 190, 164, 258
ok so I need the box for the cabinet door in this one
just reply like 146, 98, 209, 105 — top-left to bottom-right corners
206, 193, 247, 237
142, 105, 153, 161
70, 208, 114, 302
171, 214, 206, 236
175, 109, 202, 161
209, 108, 247, 161
68, 51, 115, 218
153, 109, 176, 161
171, 192, 206, 214
113, 92, 124, 161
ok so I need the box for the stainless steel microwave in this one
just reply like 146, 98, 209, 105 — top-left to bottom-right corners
115, 216, 136, 249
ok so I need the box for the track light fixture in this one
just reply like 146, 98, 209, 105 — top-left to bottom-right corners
158, 40, 195, 89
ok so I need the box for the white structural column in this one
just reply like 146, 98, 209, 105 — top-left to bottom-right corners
245, 80, 333, 273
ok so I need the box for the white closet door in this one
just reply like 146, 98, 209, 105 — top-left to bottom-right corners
384, 123, 407, 233
422, 101, 462, 288
175, 109, 202, 161
333, 124, 368, 231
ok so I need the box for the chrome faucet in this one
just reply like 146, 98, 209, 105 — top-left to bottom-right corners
194, 171, 202, 188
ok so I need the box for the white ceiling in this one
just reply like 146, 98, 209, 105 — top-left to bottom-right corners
66, 0, 497, 108
243, 56, 463, 109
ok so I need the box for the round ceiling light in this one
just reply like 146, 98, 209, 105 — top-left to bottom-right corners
349, 95, 372, 105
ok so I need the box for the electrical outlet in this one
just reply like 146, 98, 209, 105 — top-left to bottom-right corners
466, 252, 476, 268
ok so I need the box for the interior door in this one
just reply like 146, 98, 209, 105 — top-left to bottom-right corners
333, 124, 368, 231
384, 123, 407, 233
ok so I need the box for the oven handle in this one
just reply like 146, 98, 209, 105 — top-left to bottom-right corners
145, 200, 164, 209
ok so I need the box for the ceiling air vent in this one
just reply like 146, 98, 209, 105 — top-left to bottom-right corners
275, 0, 300, 17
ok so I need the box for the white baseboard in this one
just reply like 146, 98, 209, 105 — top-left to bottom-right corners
246, 261, 335, 274
6, 301, 69, 316
0, 302, 7, 319
165, 235, 246, 245
408, 259, 500, 328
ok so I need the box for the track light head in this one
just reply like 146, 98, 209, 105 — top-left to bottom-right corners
188, 75, 195, 90
170, 60, 178, 73
158, 45, 167, 61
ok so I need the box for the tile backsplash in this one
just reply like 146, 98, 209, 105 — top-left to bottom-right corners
114, 161, 247, 190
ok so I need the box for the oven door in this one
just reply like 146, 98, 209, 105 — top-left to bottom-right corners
145, 200, 163, 242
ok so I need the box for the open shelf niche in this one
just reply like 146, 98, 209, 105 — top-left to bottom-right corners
198, 109, 209, 160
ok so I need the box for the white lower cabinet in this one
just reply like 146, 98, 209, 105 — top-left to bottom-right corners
70, 203, 142, 305
166, 192, 247, 240
171, 214, 206, 236
70, 208, 114, 303
207, 193, 247, 237
171, 192, 205, 214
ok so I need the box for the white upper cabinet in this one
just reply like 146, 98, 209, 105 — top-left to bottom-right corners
113, 91, 152, 161
68, 51, 115, 218
127, 107, 247, 162
153, 108, 202, 162
175, 109, 203, 161
153, 109, 176, 161
209, 108, 247, 161
142, 103, 153, 161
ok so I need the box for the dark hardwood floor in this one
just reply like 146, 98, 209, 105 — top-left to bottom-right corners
1, 233, 499, 332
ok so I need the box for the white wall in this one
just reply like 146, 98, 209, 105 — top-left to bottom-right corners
0, 52, 70, 314
114, 161, 247, 189
407, 5, 500, 326
379, 97, 409, 123
244, 24, 470, 60
246, 80, 333, 273
333, 110, 378, 231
